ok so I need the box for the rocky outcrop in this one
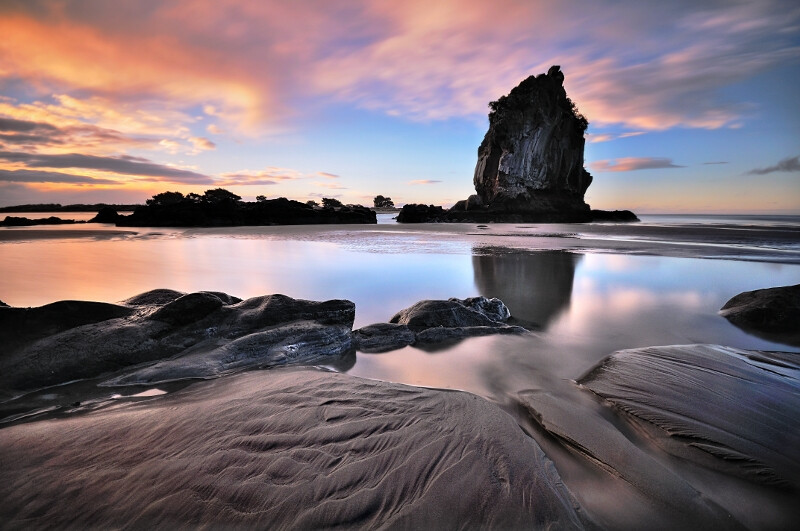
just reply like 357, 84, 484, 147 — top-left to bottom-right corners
352, 323, 416, 353
117, 196, 376, 227
720, 284, 800, 346
1, 293, 527, 394
397, 66, 637, 224
0, 216, 83, 226
0, 291, 356, 394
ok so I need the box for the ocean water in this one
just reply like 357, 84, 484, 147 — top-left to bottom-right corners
1, 214, 798, 396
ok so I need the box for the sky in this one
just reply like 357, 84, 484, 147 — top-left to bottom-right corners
0, 0, 798, 214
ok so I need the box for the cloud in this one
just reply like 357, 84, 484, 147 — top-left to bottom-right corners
747, 156, 800, 175
0, 115, 156, 153
703, 161, 728, 165
217, 167, 306, 186
189, 136, 216, 152
0, 151, 213, 183
316, 172, 340, 179
314, 182, 347, 190
591, 157, 684, 172
587, 131, 646, 143
409, 179, 442, 185
2, 0, 797, 132
0, 168, 117, 184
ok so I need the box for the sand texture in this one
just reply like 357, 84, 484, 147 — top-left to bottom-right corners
0, 369, 585, 529
579, 344, 800, 488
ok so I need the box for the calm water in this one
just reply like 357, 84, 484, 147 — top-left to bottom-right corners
1, 215, 798, 402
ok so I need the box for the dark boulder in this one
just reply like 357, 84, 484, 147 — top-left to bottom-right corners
90, 207, 120, 223
389, 298, 507, 332
396, 204, 447, 223
590, 209, 640, 222
720, 284, 800, 346
353, 323, 416, 353
0, 291, 357, 394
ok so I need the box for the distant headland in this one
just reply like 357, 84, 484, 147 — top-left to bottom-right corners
399, 66, 637, 223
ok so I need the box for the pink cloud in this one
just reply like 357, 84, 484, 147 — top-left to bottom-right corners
409, 179, 442, 185
590, 157, 683, 172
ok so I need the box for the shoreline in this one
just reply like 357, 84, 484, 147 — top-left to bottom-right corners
4, 218, 799, 264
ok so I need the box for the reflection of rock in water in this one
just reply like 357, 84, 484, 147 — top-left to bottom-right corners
472, 249, 581, 329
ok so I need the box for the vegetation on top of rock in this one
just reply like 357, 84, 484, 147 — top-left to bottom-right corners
373, 195, 395, 208
114, 189, 376, 227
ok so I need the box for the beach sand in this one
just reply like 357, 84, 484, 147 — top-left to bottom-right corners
0, 368, 584, 529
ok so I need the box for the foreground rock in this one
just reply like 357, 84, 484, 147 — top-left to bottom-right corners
720, 284, 800, 346
579, 344, 800, 489
397, 66, 637, 224
354, 297, 527, 352
0, 369, 586, 529
0, 291, 355, 394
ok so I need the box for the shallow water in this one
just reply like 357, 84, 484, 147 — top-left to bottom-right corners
2, 216, 799, 528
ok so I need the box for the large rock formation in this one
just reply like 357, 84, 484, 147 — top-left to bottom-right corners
468, 65, 592, 220
397, 66, 637, 223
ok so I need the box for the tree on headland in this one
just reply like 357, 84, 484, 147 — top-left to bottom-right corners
256, 195, 267, 202
321, 197, 343, 208
146, 191, 184, 207
202, 188, 241, 204
373, 195, 394, 208
306, 200, 319, 207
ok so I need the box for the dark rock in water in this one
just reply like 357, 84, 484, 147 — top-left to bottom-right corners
415, 324, 527, 346
104, 320, 354, 386
353, 323, 416, 353
0, 215, 82, 226
720, 284, 800, 346
123, 288, 187, 306
357, 296, 525, 353
590, 209, 640, 222
0, 291, 356, 394
579, 344, 800, 489
89, 206, 120, 223
148, 292, 225, 326
0, 369, 585, 529
397, 67, 637, 224
389, 297, 511, 332
0, 300, 134, 354
396, 203, 447, 223
116, 196, 376, 227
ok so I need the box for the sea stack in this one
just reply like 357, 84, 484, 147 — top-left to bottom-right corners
399, 66, 636, 223
459, 65, 592, 221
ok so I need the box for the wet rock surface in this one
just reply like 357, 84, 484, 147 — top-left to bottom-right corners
0, 291, 356, 395
720, 284, 800, 346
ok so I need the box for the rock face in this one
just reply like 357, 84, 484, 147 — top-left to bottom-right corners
469, 65, 592, 220
397, 66, 638, 223
720, 284, 800, 346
